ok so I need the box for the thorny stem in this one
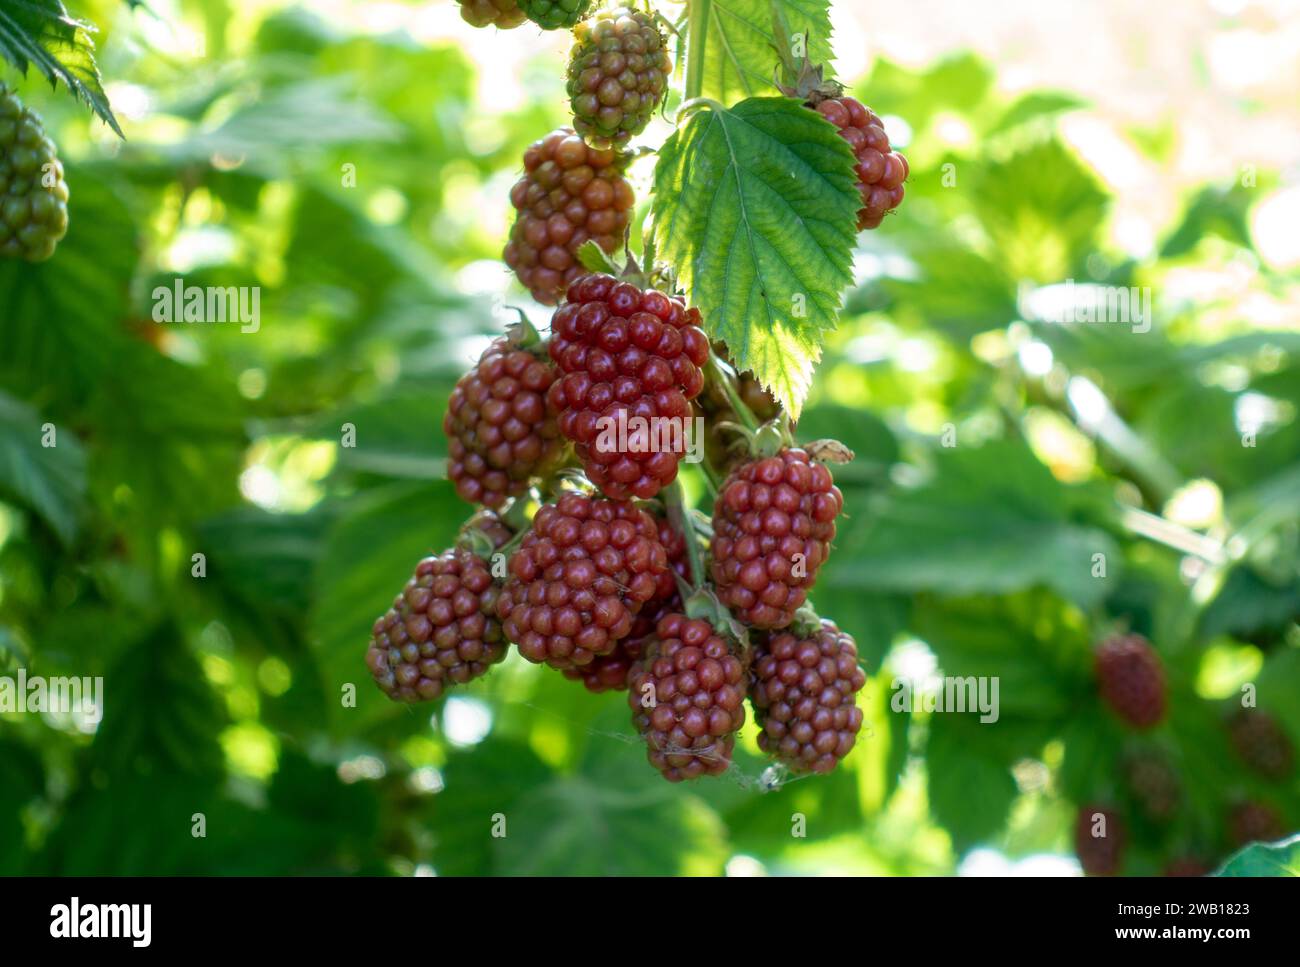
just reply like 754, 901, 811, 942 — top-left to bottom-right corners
663, 477, 706, 593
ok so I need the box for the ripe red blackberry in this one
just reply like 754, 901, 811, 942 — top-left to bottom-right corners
1228, 800, 1283, 847
710, 448, 843, 630
814, 97, 907, 231
749, 619, 865, 774
546, 273, 709, 500
1075, 805, 1125, 876
497, 493, 668, 668
1227, 709, 1295, 779
567, 7, 672, 150
0, 85, 70, 262
1095, 633, 1166, 730
518, 0, 594, 30
444, 334, 564, 509
628, 613, 747, 781
365, 528, 509, 703
504, 130, 635, 306
456, 0, 527, 29
1124, 750, 1180, 820
563, 513, 691, 692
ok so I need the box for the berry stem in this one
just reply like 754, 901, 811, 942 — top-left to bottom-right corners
707, 353, 761, 433
663, 477, 706, 595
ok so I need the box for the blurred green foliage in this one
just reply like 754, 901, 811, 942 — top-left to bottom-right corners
0, 2, 1297, 876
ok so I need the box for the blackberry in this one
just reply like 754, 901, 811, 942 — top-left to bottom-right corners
567, 6, 672, 149
710, 448, 843, 630
444, 335, 564, 509
1228, 800, 1283, 848
456, 0, 527, 29
562, 513, 691, 692
1095, 633, 1166, 730
0, 85, 70, 262
546, 273, 709, 500
1124, 750, 1180, 820
519, 0, 595, 30
1227, 709, 1294, 779
628, 613, 747, 781
813, 96, 907, 231
1075, 805, 1125, 876
497, 493, 668, 668
365, 544, 507, 703
749, 620, 865, 774
503, 129, 634, 306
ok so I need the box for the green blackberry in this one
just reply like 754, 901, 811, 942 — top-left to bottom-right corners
567, 6, 672, 149
0, 85, 69, 262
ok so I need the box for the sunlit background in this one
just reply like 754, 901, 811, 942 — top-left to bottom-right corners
0, 0, 1297, 876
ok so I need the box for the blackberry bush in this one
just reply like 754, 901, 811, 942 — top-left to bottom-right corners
504, 129, 635, 305
628, 612, 747, 781
749, 619, 865, 774
0, 85, 70, 262
547, 273, 709, 500
567, 6, 672, 149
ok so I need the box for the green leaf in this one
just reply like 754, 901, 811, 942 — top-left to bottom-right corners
0, 391, 86, 544
652, 97, 859, 416
0, 0, 122, 135
924, 715, 1021, 852
1214, 836, 1300, 877
692, 0, 834, 104
0, 738, 42, 875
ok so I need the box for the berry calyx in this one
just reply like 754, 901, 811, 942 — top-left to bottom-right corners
748, 619, 865, 774
627, 612, 747, 781
365, 536, 509, 703
1227, 708, 1295, 779
519, 0, 596, 30
444, 332, 565, 510
710, 447, 843, 630
567, 6, 672, 149
497, 492, 669, 668
456, 0, 527, 29
546, 273, 710, 500
1075, 805, 1125, 876
1095, 633, 1166, 730
0, 85, 70, 263
504, 129, 635, 306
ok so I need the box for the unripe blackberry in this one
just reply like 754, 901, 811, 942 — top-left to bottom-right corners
562, 514, 691, 692
1227, 709, 1294, 779
456, 0, 527, 29
1075, 805, 1125, 876
365, 546, 507, 702
519, 0, 595, 30
628, 613, 747, 781
1095, 633, 1166, 730
1227, 800, 1283, 848
546, 273, 709, 500
1125, 750, 1180, 820
813, 96, 907, 230
710, 448, 843, 630
497, 493, 668, 668
444, 336, 564, 509
749, 620, 865, 774
503, 129, 635, 306
567, 6, 672, 149
0, 85, 70, 262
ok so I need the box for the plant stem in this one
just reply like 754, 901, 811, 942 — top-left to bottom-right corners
708, 354, 761, 432
664, 477, 706, 593
684, 0, 710, 102
1119, 507, 1226, 565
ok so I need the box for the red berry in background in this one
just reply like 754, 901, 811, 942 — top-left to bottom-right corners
503, 130, 635, 306
563, 514, 691, 692
1227, 708, 1295, 779
455, 0, 527, 29
749, 620, 865, 774
1163, 857, 1212, 877
497, 493, 668, 668
1124, 750, 1180, 820
365, 548, 507, 702
546, 273, 709, 500
1095, 633, 1166, 730
628, 613, 747, 781
444, 336, 564, 510
1228, 800, 1284, 847
813, 96, 907, 231
710, 448, 843, 630
1075, 805, 1125, 876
